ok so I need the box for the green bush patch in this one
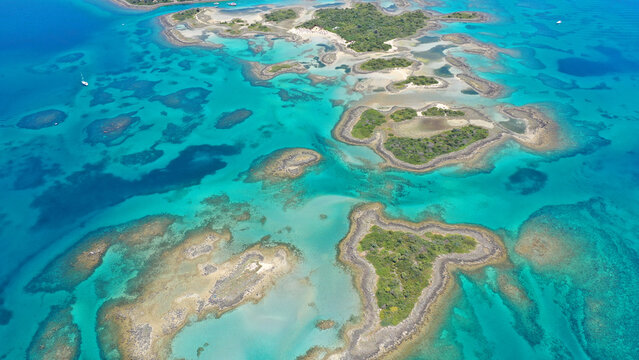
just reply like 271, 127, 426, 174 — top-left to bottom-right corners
422, 107, 465, 117
172, 8, 201, 22
300, 4, 427, 52
390, 108, 417, 122
264, 9, 298, 22
359, 226, 476, 326
444, 12, 478, 19
248, 22, 270, 32
360, 58, 413, 71
394, 75, 438, 88
351, 109, 386, 139
384, 125, 488, 164
268, 63, 294, 73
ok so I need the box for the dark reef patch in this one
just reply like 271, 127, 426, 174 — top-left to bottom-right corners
506, 168, 547, 195
121, 149, 164, 166
150, 87, 211, 113
277, 89, 319, 103
161, 122, 200, 144
12, 157, 61, 190
109, 77, 160, 99
17, 109, 67, 129
31, 144, 242, 227
215, 109, 253, 129
56, 52, 84, 63
85, 112, 140, 146
90, 88, 116, 106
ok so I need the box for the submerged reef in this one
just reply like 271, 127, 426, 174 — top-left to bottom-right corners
17, 109, 67, 129
247, 147, 322, 182
85, 112, 140, 146
97, 228, 297, 360
27, 304, 80, 360
215, 108, 253, 129
26, 215, 177, 293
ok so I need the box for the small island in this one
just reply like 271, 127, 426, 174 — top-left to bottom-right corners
246, 60, 308, 81
445, 56, 504, 97
247, 148, 322, 182
332, 203, 503, 358
334, 103, 558, 172
356, 57, 414, 73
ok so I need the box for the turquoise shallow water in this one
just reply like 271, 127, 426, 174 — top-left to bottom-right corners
0, 0, 638, 359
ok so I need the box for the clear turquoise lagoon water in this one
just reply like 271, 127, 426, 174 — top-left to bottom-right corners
0, 0, 638, 359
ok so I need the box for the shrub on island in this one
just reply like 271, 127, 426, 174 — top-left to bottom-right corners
444, 12, 478, 19
300, 4, 427, 52
390, 108, 417, 122
172, 8, 201, 22
360, 58, 413, 71
394, 75, 438, 88
264, 9, 298, 22
359, 226, 476, 325
352, 109, 386, 139
422, 107, 465, 117
384, 125, 488, 164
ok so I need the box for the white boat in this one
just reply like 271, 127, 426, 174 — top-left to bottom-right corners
556, 20, 562, 24
81, 73, 89, 86
229, 2, 237, 6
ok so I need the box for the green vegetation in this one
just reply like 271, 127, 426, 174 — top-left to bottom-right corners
264, 9, 297, 22
394, 75, 438, 88
268, 63, 293, 73
359, 226, 476, 326
351, 109, 386, 139
359, 57, 413, 71
172, 8, 200, 22
300, 4, 427, 52
390, 108, 417, 122
384, 125, 488, 164
444, 12, 478, 19
422, 107, 465, 117
248, 22, 270, 32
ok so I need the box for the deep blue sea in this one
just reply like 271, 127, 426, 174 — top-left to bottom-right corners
0, 0, 638, 359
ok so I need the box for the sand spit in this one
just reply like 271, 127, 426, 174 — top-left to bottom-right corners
498, 105, 562, 151
328, 203, 503, 359
97, 227, 297, 360
159, 15, 223, 49
442, 33, 512, 59
445, 55, 503, 97
248, 147, 322, 182
109, 0, 212, 10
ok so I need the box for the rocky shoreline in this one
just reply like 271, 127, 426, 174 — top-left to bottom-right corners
247, 147, 322, 182
332, 105, 515, 173
329, 203, 504, 359
246, 61, 308, 81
